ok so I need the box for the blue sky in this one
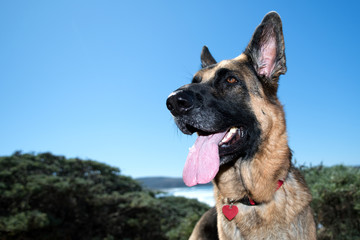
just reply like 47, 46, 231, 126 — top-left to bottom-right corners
0, 1, 359, 178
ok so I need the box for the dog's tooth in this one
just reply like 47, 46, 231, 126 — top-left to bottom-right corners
224, 128, 236, 140
230, 127, 237, 134
220, 127, 238, 144
225, 132, 233, 140
220, 134, 230, 144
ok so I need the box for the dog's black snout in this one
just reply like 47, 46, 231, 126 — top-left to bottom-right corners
166, 91, 194, 116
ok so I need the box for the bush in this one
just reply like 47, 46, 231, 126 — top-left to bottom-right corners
1, 152, 358, 239
0, 152, 209, 240
301, 165, 360, 240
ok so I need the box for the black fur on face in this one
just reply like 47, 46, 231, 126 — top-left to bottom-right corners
167, 61, 262, 165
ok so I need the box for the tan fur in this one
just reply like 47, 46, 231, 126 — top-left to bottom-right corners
177, 12, 318, 238
190, 208, 218, 240
216, 167, 316, 238
190, 55, 316, 239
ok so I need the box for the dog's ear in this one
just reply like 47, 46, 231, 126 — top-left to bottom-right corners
201, 46, 217, 68
244, 12, 286, 86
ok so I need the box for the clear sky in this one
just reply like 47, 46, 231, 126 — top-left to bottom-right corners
1, 1, 359, 178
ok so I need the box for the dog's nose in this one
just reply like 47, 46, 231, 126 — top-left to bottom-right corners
166, 91, 194, 116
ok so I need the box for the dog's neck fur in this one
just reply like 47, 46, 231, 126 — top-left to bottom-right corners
214, 99, 290, 204
212, 103, 314, 238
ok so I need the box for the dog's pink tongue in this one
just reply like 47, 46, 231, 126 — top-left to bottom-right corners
183, 132, 226, 187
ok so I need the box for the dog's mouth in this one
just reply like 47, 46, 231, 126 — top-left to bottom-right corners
185, 124, 247, 156
218, 126, 247, 156
182, 125, 247, 187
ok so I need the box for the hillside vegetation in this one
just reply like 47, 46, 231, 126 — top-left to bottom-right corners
300, 164, 360, 239
0, 152, 208, 240
0, 152, 359, 239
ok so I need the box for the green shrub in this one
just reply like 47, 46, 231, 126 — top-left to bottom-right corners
1, 152, 358, 239
0, 152, 209, 240
301, 165, 360, 240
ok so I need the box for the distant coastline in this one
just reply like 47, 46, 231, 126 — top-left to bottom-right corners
136, 176, 212, 189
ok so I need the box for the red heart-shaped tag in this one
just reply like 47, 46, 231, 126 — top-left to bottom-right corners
222, 205, 238, 221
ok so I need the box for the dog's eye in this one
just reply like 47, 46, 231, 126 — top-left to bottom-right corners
226, 77, 237, 84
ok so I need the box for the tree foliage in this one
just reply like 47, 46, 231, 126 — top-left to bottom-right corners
0, 152, 358, 239
301, 165, 360, 240
0, 152, 209, 240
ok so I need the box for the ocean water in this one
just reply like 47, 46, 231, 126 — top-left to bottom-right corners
161, 185, 215, 206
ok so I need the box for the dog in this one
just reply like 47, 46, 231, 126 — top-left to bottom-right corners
166, 12, 317, 239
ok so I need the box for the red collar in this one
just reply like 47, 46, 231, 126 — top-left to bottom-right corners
222, 180, 284, 220
247, 179, 284, 205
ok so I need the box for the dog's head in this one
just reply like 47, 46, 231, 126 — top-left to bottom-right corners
166, 12, 287, 186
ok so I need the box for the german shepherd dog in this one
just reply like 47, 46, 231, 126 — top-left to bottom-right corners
166, 12, 316, 239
